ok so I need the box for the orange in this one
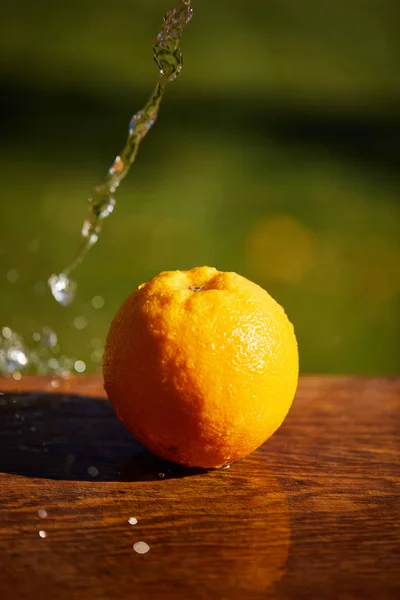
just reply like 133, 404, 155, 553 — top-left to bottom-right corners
103, 266, 298, 468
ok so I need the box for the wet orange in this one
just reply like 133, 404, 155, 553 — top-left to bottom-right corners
103, 266, 298, 468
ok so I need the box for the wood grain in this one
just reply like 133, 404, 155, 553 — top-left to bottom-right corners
0, 376, 399, 600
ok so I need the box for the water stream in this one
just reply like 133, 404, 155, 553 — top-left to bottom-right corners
1, 1, 193, 377
49, 0, 193, 307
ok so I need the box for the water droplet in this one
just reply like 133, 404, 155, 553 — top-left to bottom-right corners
12, 371, 22, 381
88, 466, 99, 477
50, 379, 61, 388
129, 114, 140, 134
81, 220, 91, 237
48, 358, 59, 371
74, 360, 86, 373
100, 198, 116, 219
5, 348, 28, 371
2, 327, 12, 340
40, 327, 58, 348
6, 269, 19, 284
128, 517, 138, 525
49, 273, 77, 306
158, 472, 165, 479
38, 509, 48, 519
32, 332, 41, 342
38, 530, 47, 539
222, 465, 231, 469
91, 296, 105, 309
89, 232, 99, 246
73, 316, 87, 330
133, 542, 150, 554
109, 155, 125, 175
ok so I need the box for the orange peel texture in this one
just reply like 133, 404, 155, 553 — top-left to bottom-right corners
103, 267, 298, 468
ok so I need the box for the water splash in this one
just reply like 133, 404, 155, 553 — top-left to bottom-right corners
49, 0, 193, 305
0, 329, 29, 373
0, 326, 89, 377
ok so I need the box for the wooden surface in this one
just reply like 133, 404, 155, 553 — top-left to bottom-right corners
0, 376, 399, 600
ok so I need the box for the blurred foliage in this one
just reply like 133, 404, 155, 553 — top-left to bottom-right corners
1, 0, 399, 374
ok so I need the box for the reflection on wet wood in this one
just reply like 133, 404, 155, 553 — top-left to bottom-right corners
0, 376, 399, 599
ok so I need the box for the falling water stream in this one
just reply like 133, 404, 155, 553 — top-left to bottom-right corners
49, 0, 193, 307
0, 1, 193, 377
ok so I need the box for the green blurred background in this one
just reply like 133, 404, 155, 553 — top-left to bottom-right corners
1, 0, 399, 375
